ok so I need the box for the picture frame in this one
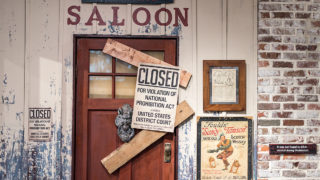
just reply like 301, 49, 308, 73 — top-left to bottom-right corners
197, 116, 253, 180
203, 60, 246, 111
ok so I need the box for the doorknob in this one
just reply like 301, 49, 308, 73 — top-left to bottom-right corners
164, 143, 171, 163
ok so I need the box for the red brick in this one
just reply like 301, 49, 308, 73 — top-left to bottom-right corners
283, 52, 306, 60
272, 12, 293, 18
273, 95, 294, 102
283, 155, 306, 160
282, 136, 304, 143
259, 120, 281, 126
271, 44, 294, 50
308, 4, 320, 11
260, 52, 281, 59
258, 29, 270, 35
298, 162, 318, 169
258, 60, 270, 67
283, 170, 306, 177
284, 70, 305, 77
259, 36, 282, 42
303, 87, 314, 94
297, 78, 319, 86
307, 119, 320, 126
272, 111, 293, 118
308, 53, 320, 60
284, 36, 307, 43
258, 145, 270, 152
290, 87, 300, 94
258, 161, 270, 170
308, 70, 320, 77
277, 87, 288, 94
295, 13, 311, 18
259, 136, 279, 143
258, 94, 270, 101
259, 4, 282, 11
272, 28, 295, 35
258, 153, 281, 161
307, 136, 320, 143
283, 103, 305, 110
308, 104, 320, 110
260, 12, 270, 18
297, 95, 318, 102
311, 21, 320, 27
273, 61, 293, 68
260, 19, 282, 27
296, 45, 317, 51
283, 120, 304, 126
258, 128, 269, 135
296, 127, 319, 135
282, 4, 305, 11
258, 111, 269, 118
273, 78, 294, 86
284, 20, 306, 27
258, 78, 270, 86
297, 61, 318, 68
258, 103, 280, 110
271, 162, 294, 169
272, 127, 294, 135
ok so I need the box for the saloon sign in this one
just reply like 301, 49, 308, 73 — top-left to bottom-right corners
67, 6, 189, 27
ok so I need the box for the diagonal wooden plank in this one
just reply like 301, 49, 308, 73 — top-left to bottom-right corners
103, 39, 192, 88
101, 100, 194, 174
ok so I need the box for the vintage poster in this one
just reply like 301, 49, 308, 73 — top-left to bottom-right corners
131, 63, 180, 132
211, 67, 238, 104
28, 108, 52, 141
197, 117, 252, 180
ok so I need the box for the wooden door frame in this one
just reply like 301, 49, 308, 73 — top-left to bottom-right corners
72, 35, 180, 180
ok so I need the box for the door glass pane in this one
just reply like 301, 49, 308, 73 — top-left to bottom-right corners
89, 76, 112, 98
115, 59, 138, 73
115, 76, 136, 98
90, 50, 112, 73
115, 51, 164, 73
142, 51, 165, 61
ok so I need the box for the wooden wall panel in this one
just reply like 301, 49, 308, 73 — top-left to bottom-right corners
24, 0, 62, 178
0, 0, 26, 179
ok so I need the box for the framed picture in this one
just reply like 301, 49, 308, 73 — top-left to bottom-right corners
197, 117, 253, 180
203, 60, 246, 111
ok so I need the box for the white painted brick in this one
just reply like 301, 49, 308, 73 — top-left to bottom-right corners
296, 111, 320, 119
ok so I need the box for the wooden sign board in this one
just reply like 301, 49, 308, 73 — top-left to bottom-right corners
101, 101, 194, 174
269, 144, 317, 155
197, 117, 253, 180
131, 63, 180, 132
82, 0, 173, 4
103, 39, 192, 88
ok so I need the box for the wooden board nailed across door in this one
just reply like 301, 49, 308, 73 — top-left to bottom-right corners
75, 37, 178, 180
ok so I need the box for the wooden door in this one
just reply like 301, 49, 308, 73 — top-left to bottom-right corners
75, 38, 177, 180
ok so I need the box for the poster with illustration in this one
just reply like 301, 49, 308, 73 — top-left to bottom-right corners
197, 117, 252, 180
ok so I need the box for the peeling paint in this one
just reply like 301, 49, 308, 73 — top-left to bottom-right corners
1, 90, 16, 105
107, 21, 123, 34
170, 23, 182, 36
3, 73, 7, 86
15, 112, 23, 121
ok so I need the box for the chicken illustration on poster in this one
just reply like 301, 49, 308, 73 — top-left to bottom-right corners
198, 117, 252, 180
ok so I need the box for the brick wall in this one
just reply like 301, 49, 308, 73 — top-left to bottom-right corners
258, 0, 320, 179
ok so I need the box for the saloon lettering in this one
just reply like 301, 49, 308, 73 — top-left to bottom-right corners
67, 5, 188, 27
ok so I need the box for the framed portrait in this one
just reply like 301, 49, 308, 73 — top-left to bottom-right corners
203, 60, 246, 111
197, 117, 253, 180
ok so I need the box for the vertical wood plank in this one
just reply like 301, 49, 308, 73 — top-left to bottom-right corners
24, 0, 62, 179
0, 0, 26, 179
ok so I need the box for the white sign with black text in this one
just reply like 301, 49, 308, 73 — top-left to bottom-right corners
28, 108, 52, 141
132, 63, 180, 132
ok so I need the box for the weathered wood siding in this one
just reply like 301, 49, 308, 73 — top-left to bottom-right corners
0, 0, 257, 179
